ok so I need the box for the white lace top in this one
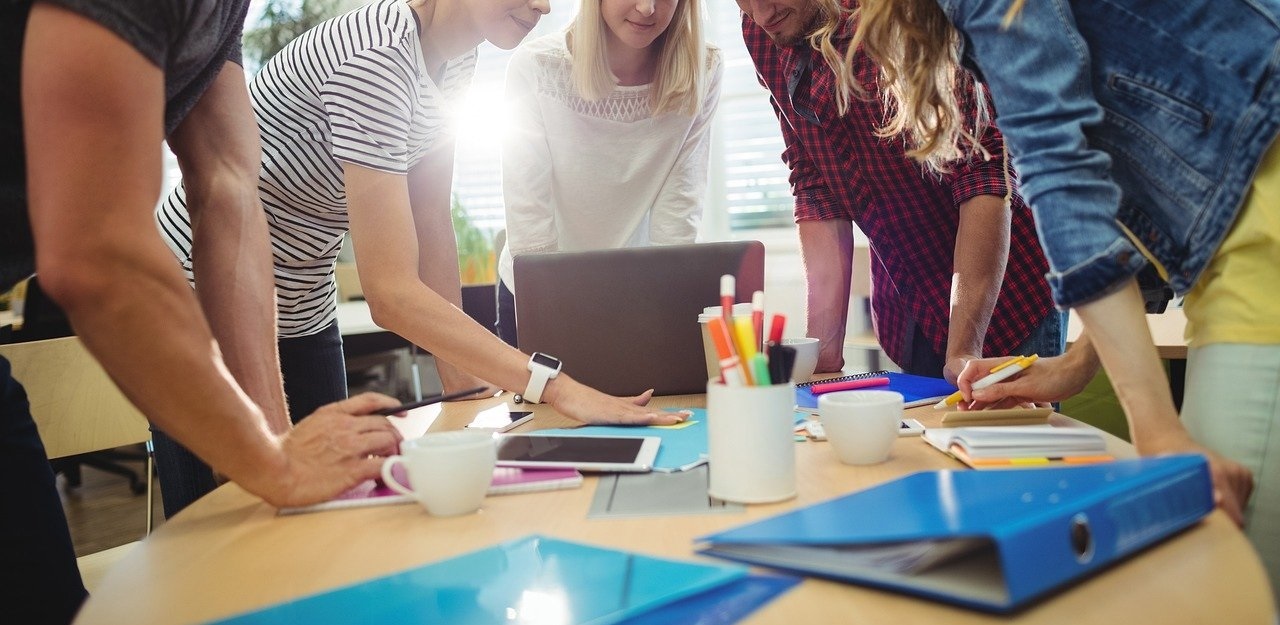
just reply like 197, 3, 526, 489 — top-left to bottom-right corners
498, 30, 724, 289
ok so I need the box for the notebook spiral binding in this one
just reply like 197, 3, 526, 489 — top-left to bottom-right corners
795, 371, 893, 388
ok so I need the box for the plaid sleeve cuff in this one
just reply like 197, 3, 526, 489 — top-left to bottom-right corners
950, 152, 1011, 208
793, 186, 844, 222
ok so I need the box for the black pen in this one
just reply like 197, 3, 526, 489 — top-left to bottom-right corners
377, 386, 490, 415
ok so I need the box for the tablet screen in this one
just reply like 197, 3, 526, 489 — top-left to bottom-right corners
496, 435, 645, 464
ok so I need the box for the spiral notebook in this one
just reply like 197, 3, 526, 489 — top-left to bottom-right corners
795, 371, 957, 414
279, 466, 583, 515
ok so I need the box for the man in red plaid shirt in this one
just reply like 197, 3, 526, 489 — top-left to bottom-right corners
738, 0, 1062, 383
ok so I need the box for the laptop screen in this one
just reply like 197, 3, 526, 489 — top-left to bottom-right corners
513, 241, 765, 396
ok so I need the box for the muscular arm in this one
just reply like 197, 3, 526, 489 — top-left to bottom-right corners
167, 62, 290, 434
943, 194, 1010, 383
22, 5, 399, 506
24, 5, 287, 494
798, 220, 853, 373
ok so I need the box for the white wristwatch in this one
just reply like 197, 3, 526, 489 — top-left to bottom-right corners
522, 352, 562, 404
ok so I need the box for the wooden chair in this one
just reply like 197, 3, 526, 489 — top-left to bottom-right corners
0, 336, 154, 591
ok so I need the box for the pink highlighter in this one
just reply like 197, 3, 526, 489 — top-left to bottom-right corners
808, 376, 891, 395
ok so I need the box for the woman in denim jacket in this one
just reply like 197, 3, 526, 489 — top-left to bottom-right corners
847, 0, 1280, 594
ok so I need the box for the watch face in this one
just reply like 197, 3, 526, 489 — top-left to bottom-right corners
531, 352, 561, 370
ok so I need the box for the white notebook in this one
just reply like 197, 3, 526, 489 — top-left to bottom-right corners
923, 425, 1112, 468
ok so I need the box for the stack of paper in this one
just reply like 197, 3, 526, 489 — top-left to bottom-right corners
923, 425, 1112, 468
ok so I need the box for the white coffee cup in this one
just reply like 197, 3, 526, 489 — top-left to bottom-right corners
381, 430, 496, 516
818, 390, 903, 465
783, 337, 821, 383
706, 381, 797, 504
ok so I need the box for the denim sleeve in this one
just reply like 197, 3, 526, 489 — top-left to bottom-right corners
940, 0, 1147, 308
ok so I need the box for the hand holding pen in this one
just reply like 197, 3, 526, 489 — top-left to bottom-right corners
946, 353, 1090, 410
936, 355, 1037, 409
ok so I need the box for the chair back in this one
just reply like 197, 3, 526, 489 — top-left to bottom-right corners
0, 336, 150, 458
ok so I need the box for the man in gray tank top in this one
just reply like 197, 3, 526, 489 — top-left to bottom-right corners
1, 2, 404, 622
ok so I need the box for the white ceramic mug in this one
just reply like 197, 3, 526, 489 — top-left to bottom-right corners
818, 390, 903, 465
782, 337, 821, 383
381, 430, 496, 516
705, 381, 796, 504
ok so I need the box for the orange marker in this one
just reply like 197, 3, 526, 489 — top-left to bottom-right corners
707, 316, 746, 386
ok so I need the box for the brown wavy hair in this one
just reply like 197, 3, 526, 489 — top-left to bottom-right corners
850, 0, 1024, 170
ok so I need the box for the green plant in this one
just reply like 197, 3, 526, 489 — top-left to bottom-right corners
242, 0, 345, 72
451, 195, 496, 285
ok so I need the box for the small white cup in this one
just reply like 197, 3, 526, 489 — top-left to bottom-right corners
381, 430, 496, 516
818, 390, 903, 465
783, 337, 821, 383
706, 381, 797, 504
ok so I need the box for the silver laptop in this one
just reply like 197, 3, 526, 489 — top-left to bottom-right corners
514, 241, 765, 396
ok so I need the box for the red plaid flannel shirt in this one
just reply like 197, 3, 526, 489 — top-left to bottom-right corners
743, 11, 1054, 366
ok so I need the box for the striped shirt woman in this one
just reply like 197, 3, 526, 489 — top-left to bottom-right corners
152, 0, 687, 517
158, 0, 476, 339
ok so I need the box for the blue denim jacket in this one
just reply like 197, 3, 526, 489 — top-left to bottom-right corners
937, 0, 1280, 308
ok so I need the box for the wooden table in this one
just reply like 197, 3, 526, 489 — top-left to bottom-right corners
75, 394, 1275, 624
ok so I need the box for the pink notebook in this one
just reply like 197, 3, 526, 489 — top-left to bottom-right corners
278, 466, 584, 515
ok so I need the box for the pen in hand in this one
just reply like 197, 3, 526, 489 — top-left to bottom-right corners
377, 386, 490, 415
934, 355, 1039, 409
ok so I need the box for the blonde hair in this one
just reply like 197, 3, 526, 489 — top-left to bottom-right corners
849, 0, 1016, 171
570, 0, 709, 116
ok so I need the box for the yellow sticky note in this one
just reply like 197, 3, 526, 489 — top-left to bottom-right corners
650, 420, 698, 430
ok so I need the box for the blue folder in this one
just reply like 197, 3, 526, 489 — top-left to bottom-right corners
697, 455, 1213, 613
213, 535, 754, 625
795, 371, 957, 413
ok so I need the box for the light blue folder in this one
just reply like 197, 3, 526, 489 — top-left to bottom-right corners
698, 455, 1213, 613
536, 408, 805, 472
212, 535, 750, 625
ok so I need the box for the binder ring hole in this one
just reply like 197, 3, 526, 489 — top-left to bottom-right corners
1070, 514, 1095, 564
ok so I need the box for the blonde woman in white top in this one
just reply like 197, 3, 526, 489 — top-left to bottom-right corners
496, 0, 723, 345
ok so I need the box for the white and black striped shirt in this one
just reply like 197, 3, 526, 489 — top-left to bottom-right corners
156, 0, 476, 337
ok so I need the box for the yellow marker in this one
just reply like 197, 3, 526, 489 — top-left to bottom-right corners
731, 316, 758, 384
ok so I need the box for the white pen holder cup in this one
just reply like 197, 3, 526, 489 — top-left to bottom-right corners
381, 430, 496, 517
706, 381, 797, 504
